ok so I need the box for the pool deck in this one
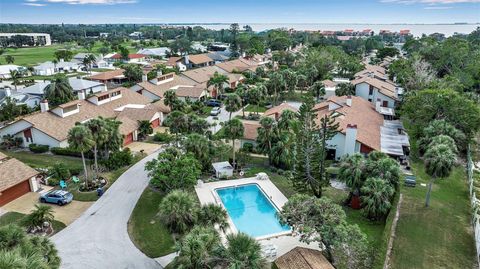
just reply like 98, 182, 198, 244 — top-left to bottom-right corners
195, 176, 321, 261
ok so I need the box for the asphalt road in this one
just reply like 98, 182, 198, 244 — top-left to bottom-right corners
52, 151, 162, 269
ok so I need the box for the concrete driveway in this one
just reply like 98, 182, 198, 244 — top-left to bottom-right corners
2, 190, 93, 225
206, 106, 242, 134
52, 151, 162, 269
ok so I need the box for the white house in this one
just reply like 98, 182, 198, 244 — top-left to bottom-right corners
33, 60, 81, 76
351, 76, 399, 108
72, 53, 112, 69
0, 65, 25, 79
19, 78, 106, 97
0, 88, 41, 109
137, 47, 170, 58
0, 88, 169, 148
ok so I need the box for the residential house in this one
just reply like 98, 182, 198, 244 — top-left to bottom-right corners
313, 95, 409, 159
130, 72, 207, 101
0, 88, 41, 109
137, 47, 170, 58
240, 120, 260, 148
263, 102, 298, 121
215, 58, 258, 73
0, 88, 169, 148
33, 60, 81, 76
0, 65, 24, 79
72, 53, 111, 69
181, 66, 244, 96
107, 54, 146, 64
0, 152, 40, 206
322, 80, 337, 99
87, 69, 127, 88
19, 77, 107, 97
207, 51, 231, 64
191, 42, 208, 52
351, 75, 399, 108
274, 247, 334, 269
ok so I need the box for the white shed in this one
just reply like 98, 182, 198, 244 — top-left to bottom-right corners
212, 161, 234, 178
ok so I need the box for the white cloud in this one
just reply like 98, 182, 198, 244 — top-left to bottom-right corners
23, 2, 47, 6
424, 5, 454, 8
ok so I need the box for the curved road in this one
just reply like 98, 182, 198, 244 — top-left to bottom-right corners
52, 151, 162, 269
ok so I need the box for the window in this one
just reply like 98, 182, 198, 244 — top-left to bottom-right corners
98, 94, 109, 101
369, 85, 374, 95
110, 91, 121, 97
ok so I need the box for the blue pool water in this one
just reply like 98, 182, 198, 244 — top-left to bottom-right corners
216, 184, 290, 238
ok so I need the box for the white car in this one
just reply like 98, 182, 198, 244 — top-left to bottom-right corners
210, 107, 221, 116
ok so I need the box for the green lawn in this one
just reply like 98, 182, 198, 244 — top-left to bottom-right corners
128, 187, 176, 258
244, 104, 267, 113
65, 166, 128, 202
1, 45, 68, 66
390, 160, 476, 269
0, 212, 66, 236
0, 150, 84, 171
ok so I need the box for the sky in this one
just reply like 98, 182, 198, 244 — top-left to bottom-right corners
0, 0, 479, 24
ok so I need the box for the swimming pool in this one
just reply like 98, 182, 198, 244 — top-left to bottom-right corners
216, 184, 290, 238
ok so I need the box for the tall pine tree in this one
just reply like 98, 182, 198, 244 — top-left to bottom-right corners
292, 95, 339, 197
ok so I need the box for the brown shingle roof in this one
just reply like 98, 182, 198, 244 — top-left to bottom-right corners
117, 107, 158, 122
242, 121, 261, 141
216, 59, 257, 73
263, 103, 298, 118
181, 67, 244, 87
111, 53, 146, 59
322, 79, 337, 88
0, 158, 38, 192
20, 88, 154, 142
88, 69, 125, 81
151, 100, 171, 113
137, 75, 196, 98
188, 54, 213, 65
314, 96, 384, 151
0, 152, 7, 160
175, 87, 205, 98
274, 247, 334, 269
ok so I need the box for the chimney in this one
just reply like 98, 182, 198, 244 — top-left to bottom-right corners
344, 124, 358, 156
78, 91, 86, 100
5, 88, 11, 97
40, 100, 49, 113
346, 95, 352, 106
375, 98, 381, 111
184, 54, 190, 65
157, 70, 162, 78
142, 74, 147, 82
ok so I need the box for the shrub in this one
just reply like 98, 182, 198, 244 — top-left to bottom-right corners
47, 177, 60, 187
242, 142, 254, 153
28, 143, 49, 153
101, 148, 134, 170
51, 147, 93, 159
153, 132, 173, 143
49, 162, 71, 180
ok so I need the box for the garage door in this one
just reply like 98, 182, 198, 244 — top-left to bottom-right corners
0, 180, 31, 206
150, 118, 160, 128
124, 133, 134, 146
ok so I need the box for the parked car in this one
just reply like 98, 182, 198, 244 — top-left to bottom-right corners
210, 107, 221, 116
40, 190, 73, 206
206, 99, 222, 107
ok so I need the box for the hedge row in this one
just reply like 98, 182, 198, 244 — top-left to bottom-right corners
50, 147, 94, 159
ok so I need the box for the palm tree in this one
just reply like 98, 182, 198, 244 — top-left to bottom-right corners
44, 75, 75, 107
223, 119, 244, 169
365, 156, 401, 188
309, 81, 326, 102
235, 84, 248, 118
52, 59, 58, 72
338, 153, 366, 205
85, 118, 108, 179
163, 89, 179, 111
158, 190, 197, 234
214, 233, 266, 269
267, 72, 285, 106
100, 118, 123, 158
256, 117, 278, 162
23, 204, 55, 232
428, 135, 458, 154
82, 54, 96, 74
270, 131, 296, 169
335, 83, 355, 96
248, 84, 266, 115
224, 93, 242, 120
197, 204, 229, 230
137, 120, 153, 140
360, 177, 395, 220
183, 133, 211, 170
173, 226, 220, 269
9, 70, 20, 91
207, 72, 229, 98
424, 143, 457, 207
68, 125, 94, 187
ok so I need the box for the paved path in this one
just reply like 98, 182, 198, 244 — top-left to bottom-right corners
52, 151, 162, 269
